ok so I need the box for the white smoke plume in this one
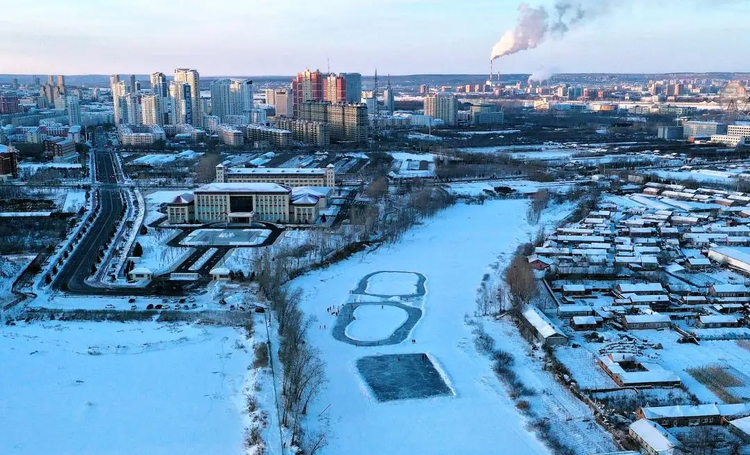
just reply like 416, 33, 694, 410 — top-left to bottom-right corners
490, 1, 612, 61
528, 67, 557, 83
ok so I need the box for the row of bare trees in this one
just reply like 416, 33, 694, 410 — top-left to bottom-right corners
254, 253, 328, 454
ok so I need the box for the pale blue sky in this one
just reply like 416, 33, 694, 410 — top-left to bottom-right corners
2, 0, 748, 75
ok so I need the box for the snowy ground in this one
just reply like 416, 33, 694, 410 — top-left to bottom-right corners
283, 199, 588, 455
0, 254, 35, 304
136, 229, 191, 275
62, 190, 87, 213
0, 321, 252, 455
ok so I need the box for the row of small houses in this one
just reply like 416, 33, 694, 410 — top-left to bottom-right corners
628, 403, 750, 455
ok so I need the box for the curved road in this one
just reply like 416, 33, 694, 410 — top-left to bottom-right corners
53, 151, 124, 293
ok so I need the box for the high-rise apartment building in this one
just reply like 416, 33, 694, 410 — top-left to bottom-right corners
150, 72, 169, 125
384, 81, 395, 112
292, 69, 325, 117
324, 73, 362, 104
342, 73, 362, 104
66, 95, 81, 125
174, 68, 201, 126
129, 75, 138, 93
125, 93, 142, 126
424, 93, 458, 126
299, 101, 368, 143
141, 94, 162, 126
210, 79, 232, 120
325, 74, 345, 104
211, 79, 254, 122
110, 75, 124, 124
0, 94, 21, 114
231, 79, 254, 113
170, 82, 193, 125
274, 89, 293, 118
265, 89, 276, 106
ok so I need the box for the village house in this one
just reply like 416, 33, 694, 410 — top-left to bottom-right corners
520, 306, 568, 346
697, 314, 741, 328
637, 403, 750, 428
629, 419, 684, 455
622, 313, 672, 330
598, 354, 681, 387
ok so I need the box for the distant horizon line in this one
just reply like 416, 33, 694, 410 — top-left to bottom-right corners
2, 71, 750, 78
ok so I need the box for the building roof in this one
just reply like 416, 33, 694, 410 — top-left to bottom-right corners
642, 403, 750, 420
729, 416, 750, 437
195, 183, 291, 194
572, 316, 598, 325
226, 167, 327, 176
292, 186, 332, 198
616, 283, 665, 293
129, 267, 152, 275
169, 193, 194, 205
210, 267, 230, 275
624, 314, 672, 324
522, 306, 566, 339
710, 283, 749, 293
699, 314, 739, 324
291, 194, 320, 205
629, 419, 681, 454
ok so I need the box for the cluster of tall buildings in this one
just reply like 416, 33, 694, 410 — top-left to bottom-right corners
110, 68, 203, 128
291, 70, 362, 117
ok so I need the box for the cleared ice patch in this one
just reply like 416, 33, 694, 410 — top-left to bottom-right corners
364, 271, 421, 296
345, 305, 409, 342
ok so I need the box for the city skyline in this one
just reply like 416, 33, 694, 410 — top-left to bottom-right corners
2, 0, 750, 76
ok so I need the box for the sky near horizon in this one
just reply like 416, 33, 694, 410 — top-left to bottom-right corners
2, 0, 749, 76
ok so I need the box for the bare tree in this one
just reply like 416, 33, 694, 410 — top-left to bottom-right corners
195, 152, 222, 183
505, 253, 538, 315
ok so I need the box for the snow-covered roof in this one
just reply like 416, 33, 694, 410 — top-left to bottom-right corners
291, 194, 320, 205
195, 183, 291, 194
629, 419, 681, 453
210, 267, 230, 275
226, 167, 327, 175
729, 416, 750, 437
616, 283, 664, 293
624, 314, 671, 325
642, 403, 750, 420
291, 186, 331, 198
558, 305, 594, 315
709, 247, 750, 268
572, 316, 597, 325
699, 315, 739, 324
522, 306, 566, 340
710, 283, 749, 293
562, 284, 586, 293
129, 267, 152, 275
169, 193, 194, 205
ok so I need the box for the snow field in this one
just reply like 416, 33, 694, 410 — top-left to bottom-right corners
0, 321, 253, 455
288, 199, 555, 455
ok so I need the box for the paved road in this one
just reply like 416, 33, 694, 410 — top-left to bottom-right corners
53, 151, 124, 293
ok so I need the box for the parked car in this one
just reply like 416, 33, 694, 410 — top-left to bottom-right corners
128, 298, 136, 304
130, 305, 137, 310
155, 304, 163, 310
191, 303, 198, 309
105, 304, 115, 309
146, 303, 154, 310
